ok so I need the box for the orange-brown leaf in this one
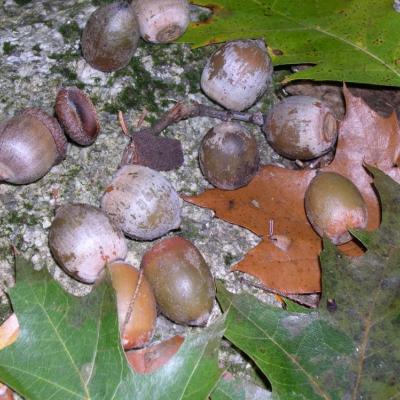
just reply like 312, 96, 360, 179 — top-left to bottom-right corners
184, 166, 321, 293
184, 87, 400, 295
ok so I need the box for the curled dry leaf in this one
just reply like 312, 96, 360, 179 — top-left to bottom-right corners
0, 314, 19, 399
185, 87, 400, 294
126, 335, 184, 374
0, 314, 19, 350
0, 384, 13, 400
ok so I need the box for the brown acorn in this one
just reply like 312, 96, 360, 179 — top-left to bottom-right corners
304, 172, 368, 244
109, 261, 157, 349
199, 122, 259, 190
0, 108, 67, 184
55, 87, 100, 146
81, 1, 139, 72
141, 237, 215, 326
264, 96, 338, 160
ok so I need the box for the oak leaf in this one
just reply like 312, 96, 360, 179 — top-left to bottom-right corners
184, 87, 400, 294
215, 167, 400, 399
0, 257, 225, 400
182, 0, 400, 87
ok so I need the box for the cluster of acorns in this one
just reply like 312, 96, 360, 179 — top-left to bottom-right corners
0, 0, 369, 352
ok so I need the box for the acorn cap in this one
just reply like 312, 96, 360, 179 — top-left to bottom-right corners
55, 87, 100, 146
22, 108, 67, 163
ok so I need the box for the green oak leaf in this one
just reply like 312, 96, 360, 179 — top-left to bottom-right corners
183, 0, 400, 86
217, 167, 400, 399
0, 257, 224, 400
217, 283, 353, 400
319, 166, 400, 400
210, 375, 272, 400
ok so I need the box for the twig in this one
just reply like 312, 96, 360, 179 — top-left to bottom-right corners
136, 107, 148, 128
118, 111, 129, 136
128, 101, 266, 137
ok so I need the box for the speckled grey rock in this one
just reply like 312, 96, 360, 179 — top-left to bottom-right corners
0, 0, 283, 395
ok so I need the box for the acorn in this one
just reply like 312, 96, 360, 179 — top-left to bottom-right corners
264, 96, 338, 160
109, 261, 157, 349
141, 236, 215, 326
0, 108, 67, 184
81, 1, 140, 72
201, 39, 273, 111
135, 0, 190, 43
48, 203, 128, 283
199, 122, 259, 190
304, 172, 368, 244
101, 165, 181, 240
55, 87, 100, 146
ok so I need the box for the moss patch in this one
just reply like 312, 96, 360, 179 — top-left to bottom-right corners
62, 165, 82, 179
49, 65, 85, 89
32, 44, 41, 54
104, 57, 175, 114
58, 21, 81, 42
224, 252, 237, 266
14, 0, 32, 5
3, 42, 18, 55
91, 0, 114, 5
3, 210, 40, 227
48, 49, 80, 62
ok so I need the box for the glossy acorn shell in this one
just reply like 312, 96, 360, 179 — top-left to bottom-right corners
49, 203, 128, 283
141, 236, 215, 326
199, 122, 259, 190
101, 165, 181, 240
0, 108, 67, 184
109, 261, 157, 349
126, 335, 184, 374
304, 172, 368, 244
135, 0, 190, 43
264, 96, 338, 160
201, 39, 273, 111
81, 1, 139, 72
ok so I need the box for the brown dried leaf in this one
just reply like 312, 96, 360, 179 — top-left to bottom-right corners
325, 86, 400, 230
121, 132, 184, 171
126, 335, 184, 374
284, 80, 400, 121
185, 166, 321, 293
185, 87, 400, 294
